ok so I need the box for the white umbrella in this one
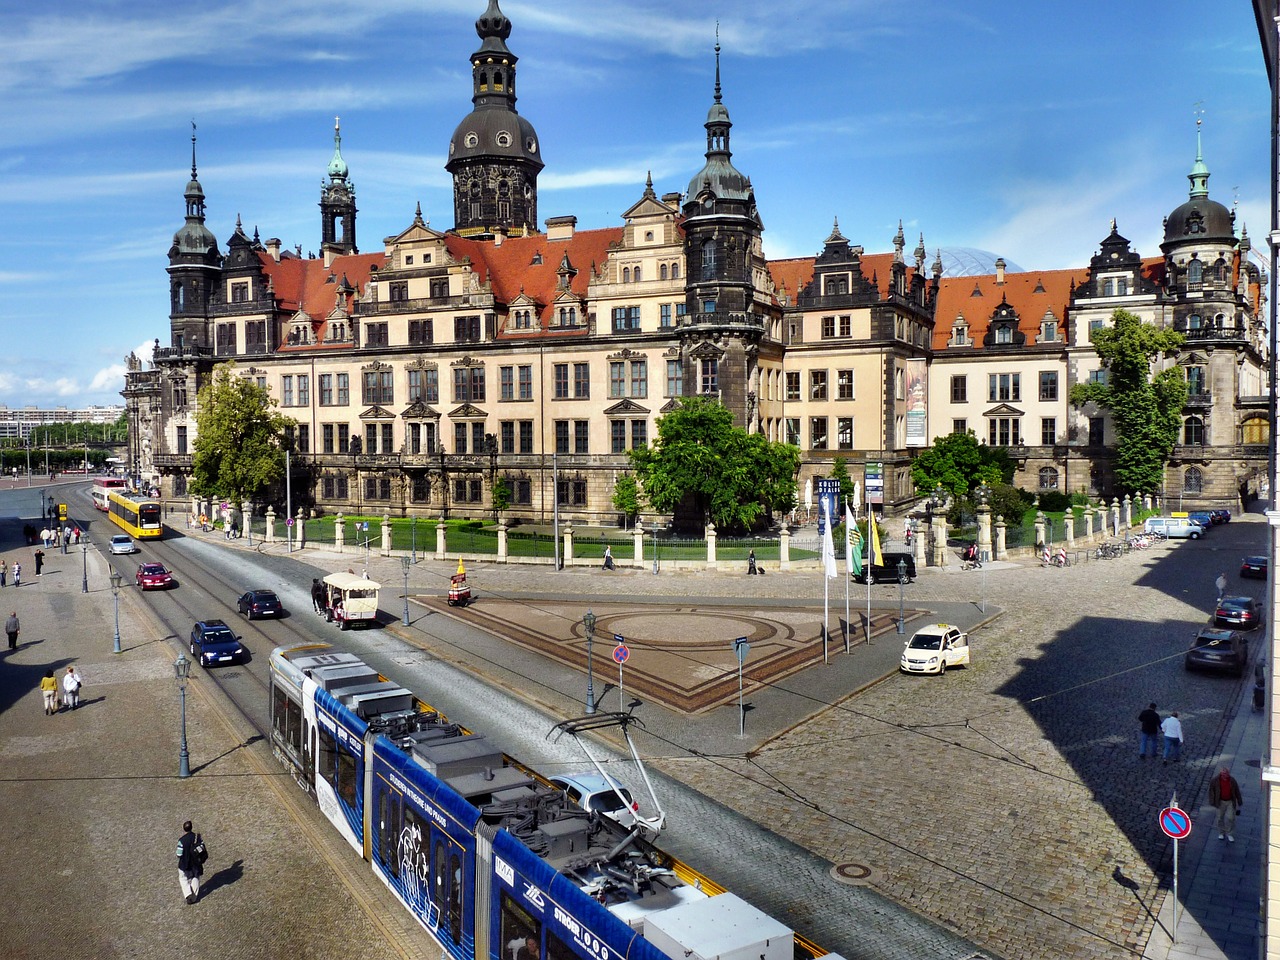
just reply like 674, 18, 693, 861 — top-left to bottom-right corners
804, 477, 813, 520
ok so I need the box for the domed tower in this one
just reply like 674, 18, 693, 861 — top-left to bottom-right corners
167, 124, 221, 350
446, 0, 543, 238
320, 117, 358, 261
1160, 119, 1238, 308
678, 40, 766, 428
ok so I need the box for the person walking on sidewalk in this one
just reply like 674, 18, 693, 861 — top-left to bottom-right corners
33, 549, 43, 576
13, 562, 21, 589
1215, 571, 1228, 602
1137, 702, 1161, 759
1, 558, 8, 587
4, 610, 17, 651
1208, 766, 1243, 841
1161, 711, 1184, 765
176, 820, 206, 903
39, 670, 57, 715
62, 665, 81, 710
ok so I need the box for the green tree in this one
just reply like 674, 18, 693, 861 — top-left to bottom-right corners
491, 476, 511, 519
191, 363, 292, 502
611, 474, 641, 528
629, 397, 800, 532
829, 456, 857, 507
910, 430, 1009, 499
1070, 309, 1186, 496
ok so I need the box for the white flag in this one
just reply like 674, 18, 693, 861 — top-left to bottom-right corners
845, 502, 857, 576
822, 498, 838, 579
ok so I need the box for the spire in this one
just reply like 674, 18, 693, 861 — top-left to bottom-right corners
893, 220, 905, 263
643, 171, 655, 200
932, 249, 943, 279
825, 217, 846, 244
1188, 114, 1210, 200
185, 121, 206, 220
914, 232, 926, 271
327, 117, 349, 180
714, 24, 722, 106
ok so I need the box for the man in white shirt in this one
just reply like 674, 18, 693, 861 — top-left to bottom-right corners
1161, 712, 1183, 765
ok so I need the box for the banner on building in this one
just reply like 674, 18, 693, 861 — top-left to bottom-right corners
905, 358, 928, 447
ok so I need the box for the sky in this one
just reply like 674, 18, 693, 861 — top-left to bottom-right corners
0, 0, 1270, 409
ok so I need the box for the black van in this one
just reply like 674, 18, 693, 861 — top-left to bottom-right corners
854, 551, 916, 584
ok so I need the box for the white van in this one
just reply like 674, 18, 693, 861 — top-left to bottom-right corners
1144, 517, 1203, 539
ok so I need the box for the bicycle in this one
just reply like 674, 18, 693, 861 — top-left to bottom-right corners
961, 557, 983, 571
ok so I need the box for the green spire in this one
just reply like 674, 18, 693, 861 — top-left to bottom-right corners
1188, 116, 1209, 199
327, 117, 348, 180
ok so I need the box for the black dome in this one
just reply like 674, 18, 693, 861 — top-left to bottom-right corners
447, 109, 542, 170
1163, 197, 1235, 246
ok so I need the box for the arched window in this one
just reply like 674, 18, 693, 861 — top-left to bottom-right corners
1183, 416, 1205, 445
622, 267, 630, 283
1188, 258, 1203, 284
671, 262, 680, 279
660, 263, 668, 280
1243, 418, 1269, 445
633, 265, 641, 282
1187, 313, 1202, 330
558, 307, 566, 325
1184, 466, 1203, 495
1117, 279, 1127, 295
1103, 279, 1114, 296
567, 307, 576, 325
1215, 258, 1229, 282
1038, 467, 1059, 490
701, 240, 717, 280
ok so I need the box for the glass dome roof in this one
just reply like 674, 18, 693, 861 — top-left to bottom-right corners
937, 247, 1023, 278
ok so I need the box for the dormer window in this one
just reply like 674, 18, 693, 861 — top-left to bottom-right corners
995, 325, 1013, 345
1116, 278, 1127, 295
1040, 319, 1057, 342
1103, 279, 1114, 296
949, 321, 971, 347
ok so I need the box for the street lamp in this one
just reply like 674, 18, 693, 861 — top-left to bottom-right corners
928, 484, 947, 565
174, 653, 191, 778
401, 555, 411, 626
896, 559, 906, 635
81, 539, 88, 594
651, 519, 659, 576
110, 570, 123, 653
583, 609, 597, 715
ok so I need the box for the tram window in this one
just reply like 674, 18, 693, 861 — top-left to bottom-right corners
500, 892, 540, 960
271, 687, 286, 736
547, 931, 576, 960
449, 853, 462, 943
402, 805, 427, 881
433, 840, 447, 924
337, 750, 357, 806
286, 698, 301, 753
318, 725, 336, 782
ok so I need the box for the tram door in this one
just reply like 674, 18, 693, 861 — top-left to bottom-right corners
433, 836, 465, 950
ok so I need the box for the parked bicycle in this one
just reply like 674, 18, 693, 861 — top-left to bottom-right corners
1095, 542, 1123, 560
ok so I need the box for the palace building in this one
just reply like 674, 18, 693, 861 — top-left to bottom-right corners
124, 0, 1268, 524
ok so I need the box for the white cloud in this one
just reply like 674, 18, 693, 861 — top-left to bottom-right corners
88, 365, 127, 392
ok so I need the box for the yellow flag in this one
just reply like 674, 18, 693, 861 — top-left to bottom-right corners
869, 514, 884, 568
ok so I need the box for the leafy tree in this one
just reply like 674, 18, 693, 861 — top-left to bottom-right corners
910, 430, 1008, 500
829, 456, 857, 507
629, 397, 800, 532
491, 476, 511, 519
1070, 309, 1186, 496
191, 363, 292, 503
611, 474, 641, 528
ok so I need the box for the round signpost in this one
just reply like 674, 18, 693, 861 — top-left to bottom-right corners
613, 637, 629, 711
1160, 803, 1191, 943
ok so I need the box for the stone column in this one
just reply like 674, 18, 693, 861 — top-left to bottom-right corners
296, 508, 307, 549
241, 500, 251, 540
265, 507, 276, 544
1034, 511, 1046, 549
380, 512, 391, 557
706, 522, 717, 570
780, 527, 791, 571
932, 512, 948, 567
1144, 494, 1152, 513
1064, 512, 1075, 548
436, 514, 447, 560
1110, 498, 1121, 537
497, 518, 509, 560
1122, 495, 1132, 531
563, 523, 575, 564
913, 522, 926, 566
633, 525, 644, 568
335, 512, 345, 553
977, 504, 992, 562
995, 516, 1007, 560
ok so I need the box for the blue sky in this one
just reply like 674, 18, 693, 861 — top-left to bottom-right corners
0, 0, 1268, 409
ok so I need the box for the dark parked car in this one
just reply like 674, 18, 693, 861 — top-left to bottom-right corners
854, 550, 916, 584
1209, 509, 1231, 524
1187, 511, 1215, 532
1214, 596, 1264, 631
1185, 627, 1248, 676
1241, 556, 1268, 580
237, 589, 283, 620
189, 619, 246, 667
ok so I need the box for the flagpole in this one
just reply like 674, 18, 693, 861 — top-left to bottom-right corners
865, 473, 872, 645
844, 498, 850, 654
822, 498, 830, 664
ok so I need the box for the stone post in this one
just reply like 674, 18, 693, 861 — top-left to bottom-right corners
977, 504, 992, 562
1110, 498, 1121, 537
1034, 511, 1046, 550
436, 514, 446, 560
376, 512, 388, 556
780, 527, 792, 571
633, 525, 644, 568
265, 506, 276, 544
1083, 506, 1094, 542
1122, 495, 1132, 531
241, 500, 251, 539
932, 512, 948, 567
706, 522, 717, 570
563, 523, 574, 564
913, 521, 926, 566
1064, 512, 1075, 547
335, 512, 345, 552
995, 515, 1007, 560
1144, 494, 1152, 513
497, 518, 509, 560
296, 508, 307, 549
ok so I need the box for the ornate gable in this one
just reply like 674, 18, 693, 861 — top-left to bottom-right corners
604, 399, 651, 416
401, 401, 440, 420
358, 405, 396, 419
448, 403, 487, 419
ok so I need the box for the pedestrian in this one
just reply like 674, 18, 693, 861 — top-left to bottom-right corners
13, 562, 21, 589
1, 558, 8, 587
39, 669, 58, 715
1137, 702, 1161, 759
39, 528, 50, 549
311, 578, 325, 614
602, 545, 614, 571
33, 549, 43, 576
73, 527, 80, 545
1215, 572, 1227, 602
176, 820, 206, 904
1161, 711, 1184, 765
1208, 765, 1243, 841
747, 549, 758, 575
4, 610, 17, 651
62, 665, 82, 710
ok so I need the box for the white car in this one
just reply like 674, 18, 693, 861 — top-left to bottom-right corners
108, 534, 137, 555
900, 623, 970, 675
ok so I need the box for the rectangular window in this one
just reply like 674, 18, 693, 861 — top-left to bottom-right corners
365, 423, 378, 455
517, 365, 532, 400
453, 367, 485, 403
660, 303, 672, 328
454, 315, 482, 343
231, 281, 249, 303
512, 479, 531, 504
176, 426, 187, 455
323, 425, 335, 454
837, 417, 853, 450
424, 369, 438, 403
611, 420, 626, 454
609, 361, 626, 398
500, 421, 515, 454
297, 374, 309, 407
987, 417, 1022, 446
700, 359, 718, 395
785, 372, 800, 401
666, 360, 683, 397
1088, 417, 1105, 446
409, 319, 433, 345
573, 363, 590, 398
1041, 417, 1057, 445
1088, 369, 1109, 386
454, 422, 468, 454
836, 369, 854, 401
611, 305, 641, 333
630, 419, 647, 449
409, 422, 422, 455
472, 422, 485, 454
320, 374, 333, 406
574, 420, 589, 454
630, 360, 647, 398
338, 424, 349, 454
810, 417, 828, 450
365, 323, 388, 347
519, 421, 533, 454
411, 475, 430, 502
951, 375, 967, 403
1038, 371, 1058, 402
216, 322, 237, 356
952, 418, 967, 434
785, 418, 800, 445
554, 364, 569, 399
839, 315, 851, 337
388, 281, 408, 302
821, 316, 836, 339
500, 366, 514, 401
297, 424, 310, 454
408, 369, 423, 402
1187, 366, 1206, 395
336, 373, 349, 405
987, 373, 1020, 402
382, 423, 394, 454
554, 421, 569, 454
282, 375, 293, 407
810, 370, 828, 401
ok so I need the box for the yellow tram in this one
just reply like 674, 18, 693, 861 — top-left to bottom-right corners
107, 490, 164, 540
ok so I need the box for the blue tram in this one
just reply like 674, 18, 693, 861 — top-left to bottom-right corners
269, 644, 802, 960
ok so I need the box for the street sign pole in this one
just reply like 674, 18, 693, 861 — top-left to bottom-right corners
613, 636, 629, 712
733, 638, 750, 738
1159, 795, 1191, 943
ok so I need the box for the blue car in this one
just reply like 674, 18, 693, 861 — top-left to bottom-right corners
189, 619, 247, 667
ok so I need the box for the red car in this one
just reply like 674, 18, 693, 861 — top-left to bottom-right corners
135, 562, 175, 590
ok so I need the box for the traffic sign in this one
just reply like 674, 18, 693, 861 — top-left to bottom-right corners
613, 643, 630, 664
1160, 806, 1191, 840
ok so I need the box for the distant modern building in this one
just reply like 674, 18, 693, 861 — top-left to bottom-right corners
0, 405, 125, 441
125, 0, 1267, 523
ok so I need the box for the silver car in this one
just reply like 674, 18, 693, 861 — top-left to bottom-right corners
108, 534, 136, 555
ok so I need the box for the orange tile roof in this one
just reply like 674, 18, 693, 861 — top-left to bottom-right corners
767, 252, 924, 303
259, 251, 386, 318
932, 268, 1086, 350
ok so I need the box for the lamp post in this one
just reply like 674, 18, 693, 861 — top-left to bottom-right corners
110, 570, 123, 653
401, 555, 411, 626
651, 519, 659, 576
174, 653, 191, 778
81, 540, 88, 594
583, 609, 597, 715
896, 559, 906, 635
928, 484, 947, 567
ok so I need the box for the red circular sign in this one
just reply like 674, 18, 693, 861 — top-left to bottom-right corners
613, 643, 630, 664
1160, 806, 1191, 840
